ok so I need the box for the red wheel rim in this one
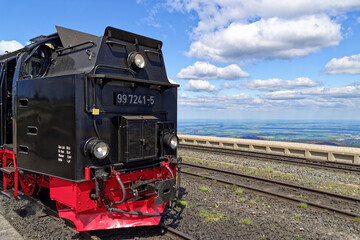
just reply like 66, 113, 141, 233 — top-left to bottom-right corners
19, 173, 37, 196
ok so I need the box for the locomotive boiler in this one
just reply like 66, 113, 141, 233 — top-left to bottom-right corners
0, 26, 180, 231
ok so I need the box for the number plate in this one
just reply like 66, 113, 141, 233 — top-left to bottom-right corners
115, 93, 155, 106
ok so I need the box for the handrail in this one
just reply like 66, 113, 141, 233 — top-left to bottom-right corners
56, 41, 95, 55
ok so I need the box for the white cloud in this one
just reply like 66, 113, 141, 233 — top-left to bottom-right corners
242, 77, 320, 91
262, 85, 360, 100
185, 80, 215, 92
262, 90, 306, 100
175, 61, 249, 80
186, 15, 342, 61
180, 83, 360, 111
166, 0, 360, 35
285, 77, 321, 89
168, 78, 179, 84
0, 40, 23, 55
165, 1, 360, 61
324, 53, 360, 74
179, 92, 257, 110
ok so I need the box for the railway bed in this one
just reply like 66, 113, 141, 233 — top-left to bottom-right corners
181, 162, 360, 219
180, 144, 360, 174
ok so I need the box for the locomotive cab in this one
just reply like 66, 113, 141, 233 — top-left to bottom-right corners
0, 26, 180, 231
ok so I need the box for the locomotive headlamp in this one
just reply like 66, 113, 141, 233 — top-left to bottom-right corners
163, 133, 179, 150
128, 52, 146, 69
85, 138, 109, 159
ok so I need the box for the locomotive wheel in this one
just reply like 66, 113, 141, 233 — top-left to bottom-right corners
19, 173, 37, 196
56, 201, 71, 211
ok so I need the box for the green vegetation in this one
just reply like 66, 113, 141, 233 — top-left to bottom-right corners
199, 186, 211, 193
239, 218, 252, 225
255, 195, 260, 201
264, 167, 274, 173
212, 179, 217, 184
248, 200, 257, 205
299, 202, 308, 208
238, 198, 246, 203
198, 208, 226, 222
235, 188, 243, 195
295, 214, 302, 219
273, 173, 281, 178
354, 217, 360, 224
176, 199, 189, 208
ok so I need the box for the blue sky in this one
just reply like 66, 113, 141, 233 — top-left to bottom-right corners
1, 1, 360, 120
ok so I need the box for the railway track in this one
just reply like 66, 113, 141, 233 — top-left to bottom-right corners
181, 162, 360, 219
180, 144, 360, 174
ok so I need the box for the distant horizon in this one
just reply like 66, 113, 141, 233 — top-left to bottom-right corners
178, 118, 360, 122
177, 119, 360, 147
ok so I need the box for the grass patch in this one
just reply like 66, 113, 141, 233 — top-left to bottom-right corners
273, 173, 281, 178
238, 198, 246, 203
295, 214, 302, 219
299, 202, 308, 208
199, 186, 211, 193
239, 218, 251, 225
212, 179, 217, 184
255, 195, 260, 201
235, 188, 243, 195
198, 208, 226, 222
176, 199, 189, 208
354, 217, 360, 224
264, 167, 274, 173
248, 200, 257, 205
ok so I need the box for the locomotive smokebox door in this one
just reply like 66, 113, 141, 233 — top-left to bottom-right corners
119, 116, 158, 162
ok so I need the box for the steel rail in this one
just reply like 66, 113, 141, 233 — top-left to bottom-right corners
180, 144, 360, 173
160, 223, 195, 240
181, 162, 360, 218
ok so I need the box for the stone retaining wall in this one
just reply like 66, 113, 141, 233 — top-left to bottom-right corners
179, 135, 360, 165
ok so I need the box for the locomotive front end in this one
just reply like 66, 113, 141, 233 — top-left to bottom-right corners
8, 26, 180, 231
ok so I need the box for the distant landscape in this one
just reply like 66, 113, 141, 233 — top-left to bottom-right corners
178, 119, 360, 148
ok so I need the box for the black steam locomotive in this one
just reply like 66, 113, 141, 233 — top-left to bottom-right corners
0, 26, 179, 231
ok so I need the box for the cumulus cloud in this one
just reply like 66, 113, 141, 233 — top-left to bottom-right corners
168, 78, 179, 84
242, 77, 321, 91
262, 85, 360, 100
185, 80, 216, 92
186, 15, 342, 61
166, 0, 360, 35
175, 61, 249, 80
180, 83, 360, 111
324, 53, 360, 74
0, 40, 23, 55
165, 0, 360, 61
179, 92, 257, 110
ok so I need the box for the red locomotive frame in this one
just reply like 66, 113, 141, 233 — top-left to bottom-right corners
1, 149, 177, 231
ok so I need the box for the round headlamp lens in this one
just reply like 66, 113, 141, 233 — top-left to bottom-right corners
163, 134, 179, 150
169, 136, 178, 149
128, 52, 146, 70
85, 138, 109, 160
93, 141, 109, 159
134, 54, 145, 68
